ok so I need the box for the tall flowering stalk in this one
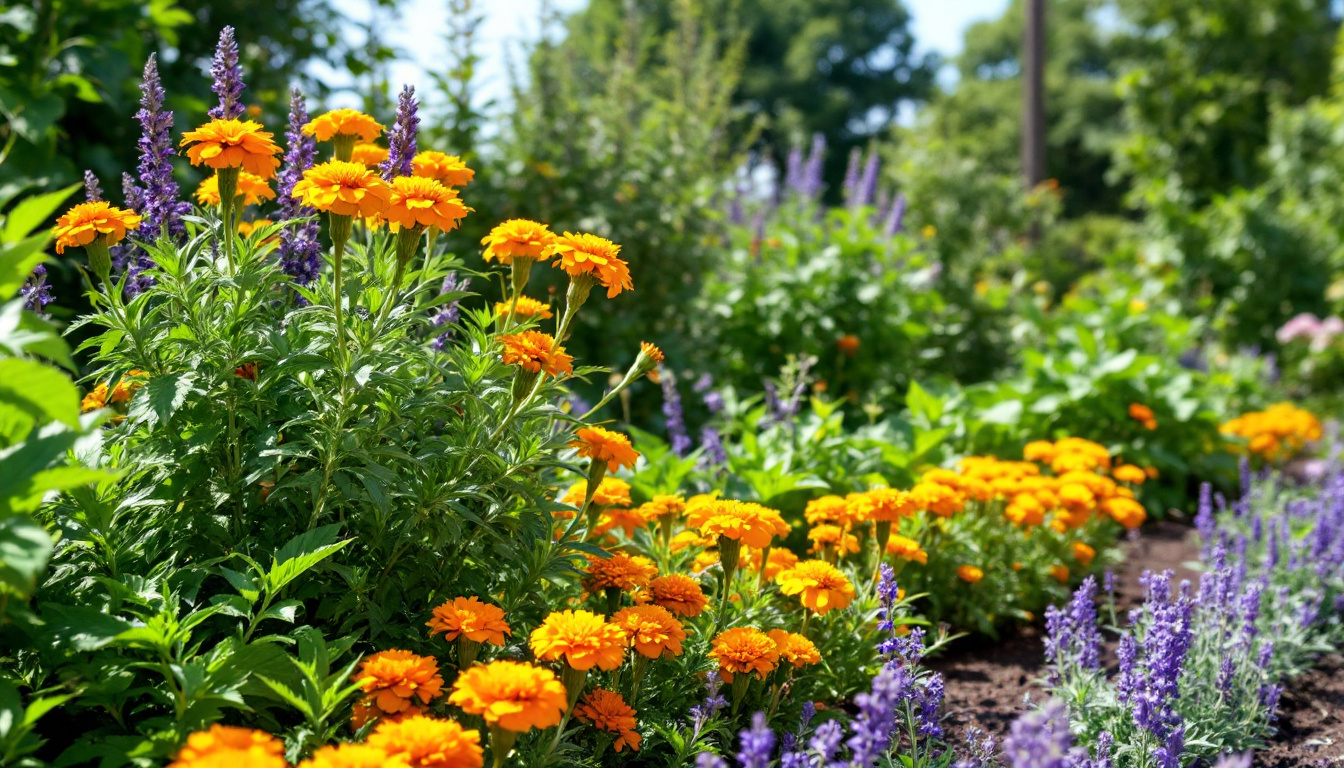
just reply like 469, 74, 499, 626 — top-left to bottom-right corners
381, 85, 419, 181
208, 26, 245, 120
276, 89, 321, 291
660, 371, 692, 456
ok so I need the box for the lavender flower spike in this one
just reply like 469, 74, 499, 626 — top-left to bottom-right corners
856, 147, 880, 207
134, 54, 187, 244
208, 26, 246, 120
382, 85, 419, 180
20, 265, 54, 316
1003, 699, 1084, 768
277, 88, 322, 289
736, 712, 775, 768
661, 370, 693, 456
83, 170, 103, 202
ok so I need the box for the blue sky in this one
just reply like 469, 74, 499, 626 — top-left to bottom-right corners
327, 0, 1011, 108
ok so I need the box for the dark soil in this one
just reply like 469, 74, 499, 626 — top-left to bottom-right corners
1255, 653, 1344, 768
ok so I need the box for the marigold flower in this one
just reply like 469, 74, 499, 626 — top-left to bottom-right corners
639, 342, 664, 364
885, 535, 928, 564
584, 552, 658, 592
804, 495, 854, 526
1101, 496, 1147, 529
1051, 564, 1070, 584
367, 716, 484, 768
1111, 464, 1147, 484
291, 160, 393, 218
957, 565, 984, 584
481, 219, 556, 264
635, 494, 684, 523
427, 596, 511, 646
669, 530, 714, 552
684, 500, 790, 550
356, 650, 445, 718
298, 743, 409, 768
547, 232, 633, 298
385, 176, 471, 232
494, 296, 553, 320
351, 142, 390, 167
168, 726, 286, 768
304, 109, 385, 142
610, 605, 686, 659
560, 477, 631, 509
836, 334, 860, 357
81, 383, 109, 413
1058, 483, 1096, 515
776, 559, 855, 615
574, 689, 641, 753
767, 629, 821, 669
746, 546, 800, 579
911, 482, 966, 518
593, 508, 649, 538
53, 201, 142, 255
635, 574, 708, 617
1023, 440, 1057, 463
852, 488, 915, 522
448, 660, 567, 733
180, 119, 282, 177
499, 330, 573, 377
708, 627, 780, 683
1128, 402, 1158, 430
529, 610, 626, 671
237, 220, 274, 238
807, 524, 860, 557
195, 171, 275, 206
413, 151, 475, 187
690, 551, 720, 574
1005, 493, 1046, 527
1072, 541, 1096, 567
570, 426, 640, 472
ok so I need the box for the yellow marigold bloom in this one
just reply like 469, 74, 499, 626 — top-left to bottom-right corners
53, 201, 142, 255
298, 743, 409, 768
804, 495, 853, 526
570, 426, 640, 472
636, 494, 684, 524
593, 507, 649, 538
529, 610, 626, 671
640, 341, 664, 364
1112, 464, 1148, 485
635, 573, 708, 617
413, 151, 475, 187
109, 371, 146, 405
385, 176, 471, 232
304, 109, 385, 142
1220, 403, 1323, 461
238, 219, 275, 237
1101, 497, 1147, 529
350, 142, 390, 167
81, 383, 109, 413
684, 500, 790, 550
367, 716, 484, 768
547, 232, 633, 298
1005, 493, 1046, 527
746, 546, 800, 579
1052, 452, 1103, 475
1058, 483, 1096, 515
481, 219, 556, 264
1023, 440, 1057, 463
292, 160, 393, 218
448, 660, 567, 733
574, 689, 641, 753
776, 559, 855, 615
767, 629, 821, 669
911, 482, 966, 518
499, 330, 573, 377
180, 119, 282, 177
560, 477, 632, 509
957, 565, 984, 584
1072, 541, 1096, 567
610, 604, 686, 659
195, 171, 275, 206
356, 650, 445, 718
426, 596, 511, 646
584, 552, 658, 592
1051, 564, 1070, 584
669, 530, 714, 552
690, 551, 720, 574
168, 726, 286, 768
494, 296, 553, 320
885, 535, 928, 564
853, 488, 916, 522
807, 524, 860, 557
709, 627, 780, 683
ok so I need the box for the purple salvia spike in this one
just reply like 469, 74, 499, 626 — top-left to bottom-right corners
784, 144, 804, 198
20, 264, 53, 316
883, 192, 907, 236
382, 85, 419, 180
660, 370, 692, 456
841, 147, 861, 206
857, 147, 880, 207
208, 27, 246, 120
83, 170, 103, 202
277, 88, 322, 291
801, 133, 826, 200
431, 272, 469, 350
736, 712, 775, 768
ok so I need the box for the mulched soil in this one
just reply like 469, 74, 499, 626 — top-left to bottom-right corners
925, 520, 1344, 764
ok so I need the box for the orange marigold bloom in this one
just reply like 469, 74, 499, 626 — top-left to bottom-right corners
957, 565, 984, 584
911, 482, 966, 518
529, 610, 626, 671
684, 500, 790, 549
356, 650, 445, 718
570, 426, 640, 472
560, 477, 632, 509
610, 604, 686, 658
669, 530, 715, 552
1051, 564, 1070, 584
168, 726, 286, 768
448, 660, 567, 732
481, 219, 556, 264
836, 334, 860, 357
853, 488, 916, 522
639, 342, 664, 363
385, 176, 472, 232
593, 507, 650, 538
635, 574, 708, 617
298, 743, 409, 768
1005, 494, 1046, 527
804, 495, 854, 527
636, 494, 684, 523
180, 119, 282, 177
745, 546, 800, 580
574, 689, 641, 753
547, 232, 633, 298
709, 627, 780, 683
494, 296, 554, 320
304, 109, 385, 142
351, 142, 390, 167
767, 629, 821, 669
885, 535, 928, 564
1112, 464, 1147, 485
776, 559, 855, 615
1058, 483, 1096, 514
195, 171, 275, 206
53, 202, 142, 254
367, 716, 484, 768
807, 524, 860, 557
292, 160, 393, 218
499, 330, 573, 377
237, 219, 274, 237
1023, 440, 1057, 463
1072, 541, 1096, 567
584, 552, 658, 592
1128, 403, 1158, 430
427, 596, 511, 646
81, 383, 109, 413
1101, 496, 1147, 529
413, 151, 475, 187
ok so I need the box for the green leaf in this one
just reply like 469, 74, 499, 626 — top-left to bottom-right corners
128, 371, 197, 427
979, 399, 1023, 425
36, 604, 133, 652
266, 525, 352, 594
0, 357, 80, 429
905, 381, 943, 423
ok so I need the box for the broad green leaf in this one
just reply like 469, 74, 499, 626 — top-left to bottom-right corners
128, 371, 197, 427
0, 184, 77, 243
0, 358, 79, 429
905, 381, 943, 423
979, 399, 1023, 425
266, 524, 352, 594
0, 232, 50, 299
0, 516, 52, 597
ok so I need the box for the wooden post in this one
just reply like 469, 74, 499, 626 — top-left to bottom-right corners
1022, 0, 1046, 189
